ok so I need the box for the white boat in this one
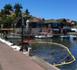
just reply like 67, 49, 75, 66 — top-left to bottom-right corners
35, 35, 53, 38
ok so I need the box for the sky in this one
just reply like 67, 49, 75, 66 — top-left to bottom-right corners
0, 0, 77, 20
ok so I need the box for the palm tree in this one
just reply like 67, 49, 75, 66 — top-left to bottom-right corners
24, 9, 32, 22
14, 3, 22, 17
0, 4, 14, 28
25, 9, 30, 16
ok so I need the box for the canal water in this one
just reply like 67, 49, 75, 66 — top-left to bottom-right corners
31, 42, 72, 65
29, 37, 77, 70
0, 34, 77, 70
50, 37, 77, 70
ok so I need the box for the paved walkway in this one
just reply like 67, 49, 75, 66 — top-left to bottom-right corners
0, 42, 59, 70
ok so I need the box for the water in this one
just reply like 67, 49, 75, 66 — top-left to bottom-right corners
51, 37, 77, 70
31, 43, 71, 64
1, 34, 77, 70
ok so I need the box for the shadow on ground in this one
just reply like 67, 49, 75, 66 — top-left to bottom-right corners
0, 64, 2, 70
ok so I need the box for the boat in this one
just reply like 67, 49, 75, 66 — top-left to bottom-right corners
35, 35, 53, 38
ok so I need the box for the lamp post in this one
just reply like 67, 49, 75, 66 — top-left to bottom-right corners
20, 15, 30, 52
19, 12, 25, 51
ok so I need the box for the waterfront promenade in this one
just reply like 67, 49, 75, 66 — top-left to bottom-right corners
0, 41, 59, 70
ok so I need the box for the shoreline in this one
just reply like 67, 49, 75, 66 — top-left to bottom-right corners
0, 37, 60, 70
0, 37, 76, 69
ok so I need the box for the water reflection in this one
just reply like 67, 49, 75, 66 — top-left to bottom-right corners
52, 37, 72, 48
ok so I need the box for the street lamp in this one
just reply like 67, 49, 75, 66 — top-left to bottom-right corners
19, 12, 25, 51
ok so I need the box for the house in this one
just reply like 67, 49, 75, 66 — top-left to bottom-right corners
16, 17, 71, 35
29, 20, 64, 35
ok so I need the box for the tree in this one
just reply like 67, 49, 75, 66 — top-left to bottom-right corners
0, 4, 13, 27
61, 19, 67, 26
0, 9, 5, 17
24, 9, 32, 20
0, 10, 15, 28
0, 9, 6, 28
14, 3, 22, 17
3, 4, 13, 15
25, 9, 30, 16
42, 18, 45, 22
